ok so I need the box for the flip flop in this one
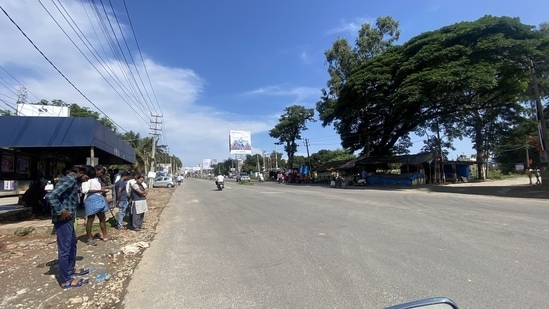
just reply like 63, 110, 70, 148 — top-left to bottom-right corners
69, 268, 90, 277
60, 278, 89, 289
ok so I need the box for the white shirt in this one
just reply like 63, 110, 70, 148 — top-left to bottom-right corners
126, 178, 136, 196
216, 175, 224, 182
81, 177, 102, 200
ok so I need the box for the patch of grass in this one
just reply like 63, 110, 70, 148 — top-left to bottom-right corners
14, 227, 35, 236
238, 180, 253, 185
488, 171, 524, 180
76, 217, 117, 233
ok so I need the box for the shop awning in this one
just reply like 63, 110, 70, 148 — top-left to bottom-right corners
0, 116, 135, 164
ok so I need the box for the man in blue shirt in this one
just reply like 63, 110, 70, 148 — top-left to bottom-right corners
115, 172, 130, 229
47, 165, 95, 289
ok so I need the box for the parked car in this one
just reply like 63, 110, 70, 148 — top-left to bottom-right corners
153, 176, 174, 188
236, 172, 250, 182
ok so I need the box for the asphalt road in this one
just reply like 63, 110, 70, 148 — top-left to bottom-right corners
123, 178, 549, 309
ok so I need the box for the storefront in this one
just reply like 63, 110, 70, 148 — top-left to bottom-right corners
0, 116, 135, 196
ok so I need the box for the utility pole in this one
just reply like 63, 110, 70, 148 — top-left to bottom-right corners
275, 145, 278, 170
148, 114, 162, 188
530, 60, 549, 185
526, 142, 530, 168
256, 154, 261, 176
304, 138, 312, 176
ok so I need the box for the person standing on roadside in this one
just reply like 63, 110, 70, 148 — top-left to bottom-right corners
81, 165, 110, 245
130, 175, 148, 231
115, 172, 130, 229
47, 165, 95, 289
534, 167, 541, 185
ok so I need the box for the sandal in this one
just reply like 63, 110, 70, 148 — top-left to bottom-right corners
69, 268, 90, 277
60, 278, 89, 289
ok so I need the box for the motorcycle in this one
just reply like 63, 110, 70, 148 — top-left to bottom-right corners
385, 297, 458, 309
216, 181, 224, 191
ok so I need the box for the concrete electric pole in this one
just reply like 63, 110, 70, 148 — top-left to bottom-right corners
148, 114, 162, 188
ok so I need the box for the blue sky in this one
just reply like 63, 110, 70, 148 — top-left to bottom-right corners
1, 0, 548, 168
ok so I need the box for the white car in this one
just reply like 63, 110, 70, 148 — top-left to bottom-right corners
236, 172, 250, 182
153, 176, 174, 188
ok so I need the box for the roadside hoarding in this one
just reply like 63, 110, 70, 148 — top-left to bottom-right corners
159, 163, 171, 174
229, 130, 252, 154
17, 103, 70, 117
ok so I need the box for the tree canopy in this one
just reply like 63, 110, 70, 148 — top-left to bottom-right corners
269, 105, 315, 169
317, 15, 549, 176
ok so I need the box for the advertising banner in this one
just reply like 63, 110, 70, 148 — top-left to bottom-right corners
202, 159, 212, 170
159, 163, 171, 174
229, 130, 252, 154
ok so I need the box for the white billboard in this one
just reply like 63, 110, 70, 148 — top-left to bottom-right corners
17, 103, 70, 117
159, 163, 171, 174
229, 130, 252, 154
202, 159, 212, 170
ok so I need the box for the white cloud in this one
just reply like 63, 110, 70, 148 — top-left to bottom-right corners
300, 50, 312, 64
244, 85, 320, 107
0, 0, 272, 167
326, 17, 372, 35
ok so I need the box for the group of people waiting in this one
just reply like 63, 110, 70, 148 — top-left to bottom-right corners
20, 165, 150, 289
83, 167, 150, 245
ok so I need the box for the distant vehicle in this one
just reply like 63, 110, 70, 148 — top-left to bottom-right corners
153, 176, 174, 188
216, 181, 224, 191
236, 172, 250, 182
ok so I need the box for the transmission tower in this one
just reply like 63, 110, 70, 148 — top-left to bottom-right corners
16, 87, 28, 116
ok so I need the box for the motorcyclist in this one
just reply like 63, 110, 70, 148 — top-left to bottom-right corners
215, 174, 225, 187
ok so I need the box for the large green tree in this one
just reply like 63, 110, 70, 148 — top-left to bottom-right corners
269, 105, 315, 169
317, 16, 400, 155
319, 15, 549, 180
309, 149, 356, 170
494, 104, 541, 173
397, 16, 545, 178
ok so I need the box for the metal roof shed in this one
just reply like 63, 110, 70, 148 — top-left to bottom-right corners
0, 116, 135, 164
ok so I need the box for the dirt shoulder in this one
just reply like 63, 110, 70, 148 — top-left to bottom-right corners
422, 177, 549, 199
0, 187, 175, 309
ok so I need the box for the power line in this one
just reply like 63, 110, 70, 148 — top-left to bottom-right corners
42, 0, 149, 125
108, 0, 158, 116
0, 78, 18, 96
122, 0, 161, 115
94, 0, 155, 116
0, 4, 125, 132
0, 98, 17, 113
0, 64, 40, 101
88, 0, 152, 123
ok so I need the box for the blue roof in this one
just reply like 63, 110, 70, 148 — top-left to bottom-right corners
0, 116, 135, 164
